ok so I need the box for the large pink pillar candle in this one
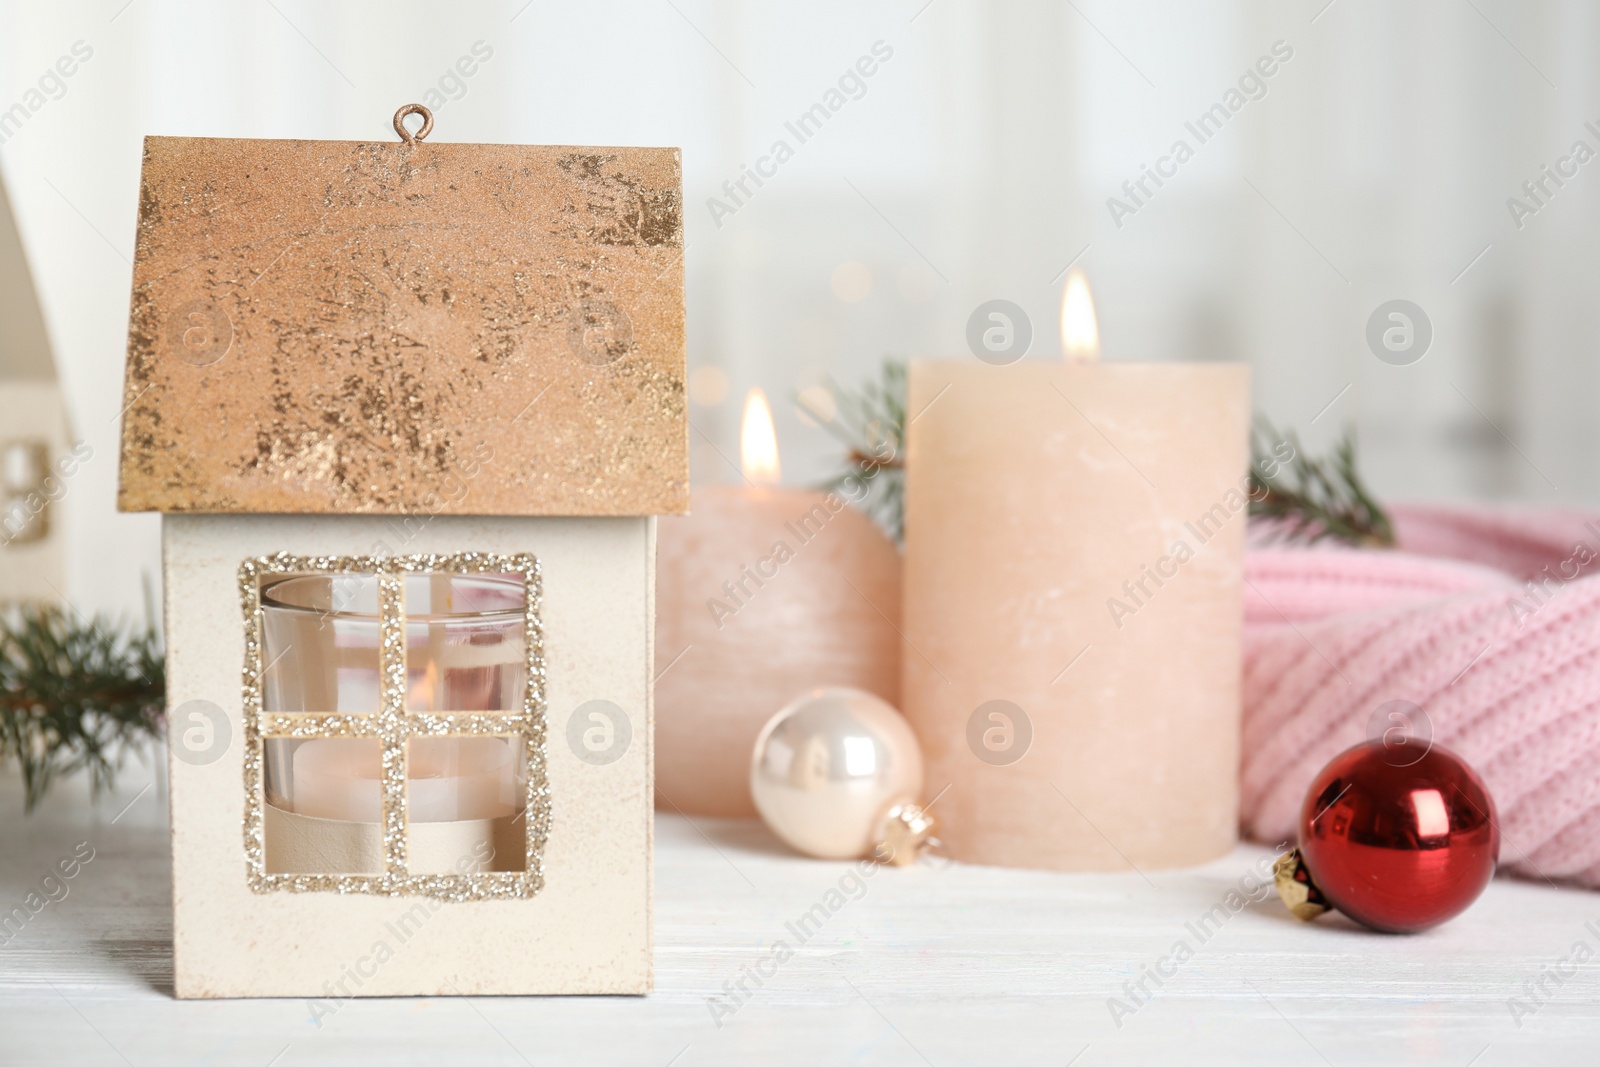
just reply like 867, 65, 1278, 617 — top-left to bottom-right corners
902, 358, 1249, 871
655, 485, 902, 815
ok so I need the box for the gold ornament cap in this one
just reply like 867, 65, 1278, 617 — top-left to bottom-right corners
873, 803, 938, 867
1274, 848, 1331, 922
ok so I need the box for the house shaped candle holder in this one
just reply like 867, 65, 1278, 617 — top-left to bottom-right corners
116, 106, 684, 998
0, 172, 77, 604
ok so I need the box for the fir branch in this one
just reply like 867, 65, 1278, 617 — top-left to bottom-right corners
798, 358, 907, 542
1249, 419, 1395, 547
0, 605, 165, 812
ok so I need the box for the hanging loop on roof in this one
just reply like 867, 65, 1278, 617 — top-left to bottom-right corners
393, 103, 433, 146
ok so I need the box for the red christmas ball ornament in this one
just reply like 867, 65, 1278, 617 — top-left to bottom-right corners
1274, 739, 1499, 933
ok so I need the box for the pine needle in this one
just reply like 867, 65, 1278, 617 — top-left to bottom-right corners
0, 605, 165, 812
797, 358, 907, 542
1249, 419, 1395, 547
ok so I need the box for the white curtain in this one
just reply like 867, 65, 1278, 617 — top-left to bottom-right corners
0, 0, 1593, 616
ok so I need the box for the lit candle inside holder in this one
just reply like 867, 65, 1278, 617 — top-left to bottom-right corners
258, 573, 528, 874
655, 388, 903, 816
902, 272, 1249, 871
287, 737, 522, 823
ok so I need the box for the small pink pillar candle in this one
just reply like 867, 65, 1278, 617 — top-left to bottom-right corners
902, 273, 1249, 871
655, 390, 902, 816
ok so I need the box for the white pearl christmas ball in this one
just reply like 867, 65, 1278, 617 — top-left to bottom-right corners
749, 687, 924, 860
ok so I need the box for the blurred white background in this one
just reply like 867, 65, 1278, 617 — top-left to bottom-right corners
0, 0, 1595, 618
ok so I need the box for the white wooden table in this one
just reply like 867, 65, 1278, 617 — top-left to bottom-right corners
3, 764, 1597, 1066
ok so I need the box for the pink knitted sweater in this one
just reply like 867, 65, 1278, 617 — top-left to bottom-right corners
1241, 504, 1600, 889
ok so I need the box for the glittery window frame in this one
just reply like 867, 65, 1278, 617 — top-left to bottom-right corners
238, 552, 550, 900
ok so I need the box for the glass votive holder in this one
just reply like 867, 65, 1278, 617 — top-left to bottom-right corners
257, 571, 529, 875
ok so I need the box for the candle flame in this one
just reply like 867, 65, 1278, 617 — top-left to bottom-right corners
1060, 269, 1100, 362
740, 387, 781, 485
